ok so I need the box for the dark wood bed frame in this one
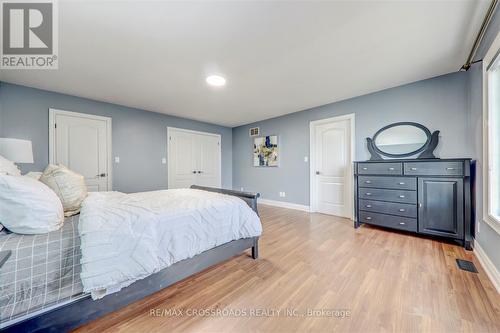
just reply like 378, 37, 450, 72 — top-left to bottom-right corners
3, 186, 260, 333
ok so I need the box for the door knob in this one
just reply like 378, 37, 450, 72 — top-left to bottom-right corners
97, 173, 106, 177
197, 171, 203, 174
192, 171, 197, 174
315, 171, 320, 175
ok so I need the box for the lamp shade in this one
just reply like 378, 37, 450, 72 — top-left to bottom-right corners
0, 138, 34, 163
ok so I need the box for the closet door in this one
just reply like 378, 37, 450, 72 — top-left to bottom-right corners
168, 128, 221, 189
195, 134, 221, 188
168, 130, 197, 189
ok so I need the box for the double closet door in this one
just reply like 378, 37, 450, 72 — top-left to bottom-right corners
167, 127, 221, 189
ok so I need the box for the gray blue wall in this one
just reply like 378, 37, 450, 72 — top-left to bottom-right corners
466, 8, 500, 272
0, 82, 233, 193
233, 72, 470, 205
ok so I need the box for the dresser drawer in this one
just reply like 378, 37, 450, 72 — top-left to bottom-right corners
359, 211, 417, 232
404, 161, 463, 176
358, 188, 417, 204
357, 162, 402, 175
358, 176, 416, 190
359, 199, 417, 218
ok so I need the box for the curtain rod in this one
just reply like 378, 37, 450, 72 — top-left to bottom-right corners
461, 0, 498, 71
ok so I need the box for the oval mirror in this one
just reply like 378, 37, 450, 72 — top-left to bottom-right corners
373, 123, 430, 157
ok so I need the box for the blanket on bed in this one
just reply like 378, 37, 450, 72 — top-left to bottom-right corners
78, 189, 262, 299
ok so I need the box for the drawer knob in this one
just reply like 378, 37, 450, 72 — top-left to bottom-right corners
362, 167, 368, 170
366, 193, 372, 196
410, 167, 417, 171
366, 205, 372, 208
366, 217, 372, 220
388, 167, 395, 171
446, 167, 455, 170
399, 209, 406, 212
398, 182, 405, 185
399, 195, 405, 198
365, 180, 372, 184
399, 222, 406, 225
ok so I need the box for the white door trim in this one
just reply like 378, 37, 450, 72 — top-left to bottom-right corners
48, 108, 113, 190
167, 126, 222, 189
309, 113, 355, 219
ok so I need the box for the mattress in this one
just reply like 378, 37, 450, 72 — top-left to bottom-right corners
0, 215, 85, 327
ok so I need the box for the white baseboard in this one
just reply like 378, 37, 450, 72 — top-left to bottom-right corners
474, 240, 500, 294
258, 198, 310, 212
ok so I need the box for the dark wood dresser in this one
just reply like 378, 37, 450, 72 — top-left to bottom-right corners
354, 159, 474, 249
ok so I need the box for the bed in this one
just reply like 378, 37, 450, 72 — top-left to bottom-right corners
0, 185, 260, 332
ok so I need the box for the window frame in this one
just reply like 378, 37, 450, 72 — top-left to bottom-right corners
482, 31, 500, 235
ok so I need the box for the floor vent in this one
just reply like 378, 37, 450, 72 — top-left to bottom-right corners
456, 259, 478, 273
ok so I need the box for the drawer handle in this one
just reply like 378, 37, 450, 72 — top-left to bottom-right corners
362, 167, 368, 170
398, 182, 405, 185
399, 195, 405, 198
410, 167, 417, 171
388, 167, 395, 171
365, 193, 372, 196
399, 208, 406, 212
446, 167, 455, 170
365, 180, 372, 184
366, 205, 372, 208
399, 222, 406, 225
365, 217, 372, 220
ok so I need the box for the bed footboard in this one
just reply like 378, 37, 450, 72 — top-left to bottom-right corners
190, 185, 260, 216
190, 185, 260, 260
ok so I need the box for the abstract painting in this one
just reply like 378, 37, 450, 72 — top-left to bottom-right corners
253, 135, 279, 167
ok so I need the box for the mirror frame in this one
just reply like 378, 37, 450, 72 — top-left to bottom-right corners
366, 122, 440, 160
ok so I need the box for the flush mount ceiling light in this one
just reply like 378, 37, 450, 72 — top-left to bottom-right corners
206, 75, 226, 87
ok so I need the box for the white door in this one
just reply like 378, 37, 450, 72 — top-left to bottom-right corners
196, 134, 221, 187
168, 130, 198, 189
49, 109, 112, 192
168, 128, 221, 189
311, 115, 354, 218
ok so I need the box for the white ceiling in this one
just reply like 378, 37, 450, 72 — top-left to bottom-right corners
0, 0, 490, 127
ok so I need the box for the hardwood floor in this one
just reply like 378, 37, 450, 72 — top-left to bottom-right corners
75, 204, 500, 333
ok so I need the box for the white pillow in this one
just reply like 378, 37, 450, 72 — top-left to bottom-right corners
0, 155, 21, 176
40, 164, 88, 217
0, 175, 64, 234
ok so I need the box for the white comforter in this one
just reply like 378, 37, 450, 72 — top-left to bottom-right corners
78, 189, 262, 299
